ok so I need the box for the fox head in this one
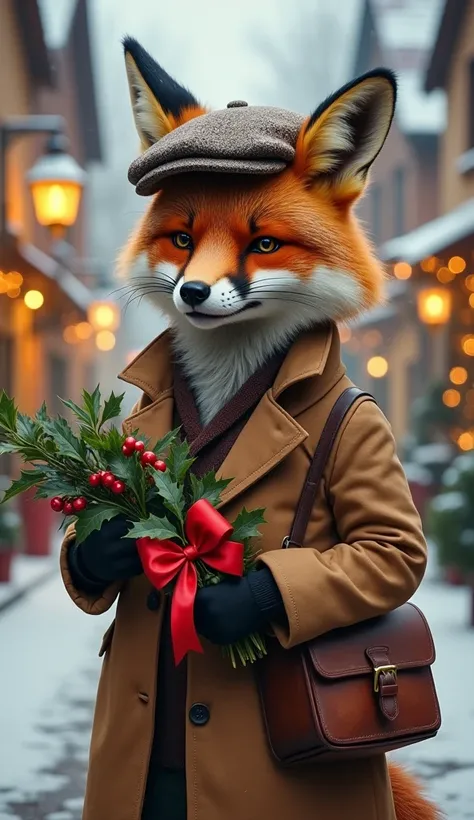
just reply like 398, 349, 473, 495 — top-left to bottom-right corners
120, 38, 396, 417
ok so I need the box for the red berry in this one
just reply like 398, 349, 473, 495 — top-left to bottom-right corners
111, 480, 125, 495
50, 497, 64, 513
134, 440, 145, 453
141, 450, 157, 466
154, 460, 167, 472
63, 501, 74, 516
73, 497, 87, 512
124, 436, 136, 449
102, 472, 115, 489
88, 473, 101, 488
122, 444, 134, 457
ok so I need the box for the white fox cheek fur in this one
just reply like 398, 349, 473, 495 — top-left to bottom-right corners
126, 257, 366, 424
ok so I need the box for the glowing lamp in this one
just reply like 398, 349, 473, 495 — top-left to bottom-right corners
24, 290, 44, 310
87, 300, 120, 333
417, 288, 452, 326
367, 356, 388, 378
26, 134, 85, 236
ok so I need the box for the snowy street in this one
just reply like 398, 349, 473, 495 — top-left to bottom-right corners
0, 554, 473, 820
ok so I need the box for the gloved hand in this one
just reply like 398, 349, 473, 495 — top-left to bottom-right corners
193, 567, 286, 645
68, 515, 143, 590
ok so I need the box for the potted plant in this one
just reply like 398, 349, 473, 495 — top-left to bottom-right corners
428, 453, 474, 621
0, 500, 20, 583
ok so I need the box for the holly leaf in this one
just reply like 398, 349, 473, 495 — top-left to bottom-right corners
189, 471, 232, 507
166, 440, 195, 483
126, 514, 179, 541
100, 392, 125, 428
108, 451, 145, 500
153, 427, 181, 457
0, 469, 46, 504
42, 417, 86, 462
82, 386, 101, 429
16, 412, 38, 440
231, 508, 266, 542
34, 476, 79, 499
35, 402, 49, 422
0, 391, 17, 432
152, 469, 184, 521
74, 505, 122, 546
60, 397, 93, 427
0, 441, 20, 455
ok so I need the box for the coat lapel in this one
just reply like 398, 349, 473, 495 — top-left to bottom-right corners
117, 324, 337, 509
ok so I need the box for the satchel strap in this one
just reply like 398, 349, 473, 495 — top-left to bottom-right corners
283, 387, 374, 549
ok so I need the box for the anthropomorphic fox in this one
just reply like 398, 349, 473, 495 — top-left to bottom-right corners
60, 37, 442, 820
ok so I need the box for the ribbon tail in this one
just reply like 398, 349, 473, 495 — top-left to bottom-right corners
170, 561, 203, 666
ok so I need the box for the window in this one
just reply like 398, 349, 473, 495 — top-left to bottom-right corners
371, 184, 382, 245
393, 167, 405, 236
49, 354, 67, 416
469, 60, 474, 149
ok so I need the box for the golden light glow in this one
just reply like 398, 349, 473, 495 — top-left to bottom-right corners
75, 321, 93, 340
6, 287, 21, 299
24, 290, 44, 310
393, 262, 412, 280
0, 274, 7, 294
458, 431, 474, 451
417, 288, 452, 325
367, 356, 388, 378
338, 325, 351, 344
436, 267, 454, 284
6, 271, 23, 287
461, 335, 474, 356
420, 257, 437, 272
87, 300, 120, 332
450, 366, 468, 385
448, 256, 466, 274
30, 180, 82, 229
466, 275, 474, 292
63, 325, 80, 344
95, 330, 116, 351
469, 293, 474, 308
443, 389, 461, 408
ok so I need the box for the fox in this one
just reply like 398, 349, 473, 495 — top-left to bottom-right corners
116, 37, 443, 820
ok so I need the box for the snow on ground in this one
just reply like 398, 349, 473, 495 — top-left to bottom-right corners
0, 552, 473, 818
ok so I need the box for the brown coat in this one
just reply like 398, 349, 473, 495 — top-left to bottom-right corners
60, 324, 427, 820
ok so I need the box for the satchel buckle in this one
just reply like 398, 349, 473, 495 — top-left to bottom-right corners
373, 664, 397, 692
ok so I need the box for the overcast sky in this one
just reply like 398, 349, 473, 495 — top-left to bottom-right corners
87, 0, 361, 375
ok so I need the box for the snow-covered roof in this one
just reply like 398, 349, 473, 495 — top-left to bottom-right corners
37, 0, 77, 49
369, 0, 446, 135
396, 70, 446, 134
381, 198, 474, 263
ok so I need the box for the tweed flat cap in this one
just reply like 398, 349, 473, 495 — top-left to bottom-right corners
128, 103, 305, 196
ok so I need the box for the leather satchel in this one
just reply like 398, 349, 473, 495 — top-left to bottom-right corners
257, 386, 441, 764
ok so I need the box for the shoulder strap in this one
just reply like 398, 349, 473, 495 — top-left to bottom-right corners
283, 387, 374, 549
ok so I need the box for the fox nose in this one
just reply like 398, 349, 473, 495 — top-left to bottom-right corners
180, 281, 211, 308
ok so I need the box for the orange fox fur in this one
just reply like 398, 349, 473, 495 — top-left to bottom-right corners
121, 39, 442, 820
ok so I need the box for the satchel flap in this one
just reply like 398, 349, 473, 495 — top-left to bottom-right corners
307, 603, 435, 679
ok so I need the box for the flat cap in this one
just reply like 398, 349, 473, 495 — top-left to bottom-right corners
128, 105, 305, 196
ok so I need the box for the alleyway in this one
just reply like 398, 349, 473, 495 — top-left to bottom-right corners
0, 554, 472, 820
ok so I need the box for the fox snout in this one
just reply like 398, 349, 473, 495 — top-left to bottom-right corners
179, 281, 212, 308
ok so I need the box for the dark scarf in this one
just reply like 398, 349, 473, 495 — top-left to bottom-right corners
151, 345, 288, 772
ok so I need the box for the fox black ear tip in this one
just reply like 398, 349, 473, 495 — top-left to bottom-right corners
122, 35, 139, 56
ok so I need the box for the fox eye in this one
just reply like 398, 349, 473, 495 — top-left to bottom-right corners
172, 232, 193, 250
251, 237, 280, 254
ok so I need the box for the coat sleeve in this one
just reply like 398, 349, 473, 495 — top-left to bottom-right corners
59, 399, 141, 616
258, 399, 428, 649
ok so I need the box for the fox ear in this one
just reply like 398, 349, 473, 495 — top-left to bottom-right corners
294, 69, 396, 205
123, 37, 207, 151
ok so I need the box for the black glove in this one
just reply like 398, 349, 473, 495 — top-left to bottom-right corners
68, 515, 142, 591
193, 567, 286, 645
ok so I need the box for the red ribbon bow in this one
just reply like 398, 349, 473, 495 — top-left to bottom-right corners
136, 499, 244, 665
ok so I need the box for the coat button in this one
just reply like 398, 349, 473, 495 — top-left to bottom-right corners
147, 590, 161, 611
189, 703, 210, 726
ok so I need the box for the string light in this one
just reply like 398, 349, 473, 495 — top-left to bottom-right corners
63, 325, 80, 344
24, 290, 44, 310
437, 267, 455, 283
469, 293, 474, 308
457, 431, 474, 451
95, 330, 116, 351
393, 262, 412, 280
367, 356, 388, 378
420, 257, 437, 272
75, 321, 93, 340
461, 335, 474, 356
448, 256, 466, 274
449, 367, 468, 385
443, 389, 461, 407
465, 275, 474, 292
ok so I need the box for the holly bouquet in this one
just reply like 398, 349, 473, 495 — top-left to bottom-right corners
0, 388, 267, 668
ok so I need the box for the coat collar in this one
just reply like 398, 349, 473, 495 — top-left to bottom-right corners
118, 323, 342, 508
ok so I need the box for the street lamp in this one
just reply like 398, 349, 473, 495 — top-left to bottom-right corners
26, 133, 85, 237
417, 287, 452, 326
0, 115, 86, 240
